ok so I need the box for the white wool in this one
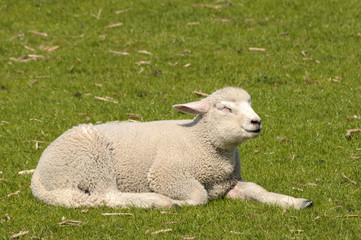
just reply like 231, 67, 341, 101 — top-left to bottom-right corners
31, 87, 312, 209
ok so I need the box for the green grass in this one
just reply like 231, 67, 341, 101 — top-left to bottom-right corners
1, 0, 360, 239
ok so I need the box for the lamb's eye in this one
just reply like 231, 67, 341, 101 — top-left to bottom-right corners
216, 102, 233, 113
223, 106, 232, 113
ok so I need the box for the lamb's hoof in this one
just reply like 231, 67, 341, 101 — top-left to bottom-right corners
300, 200, 314, 209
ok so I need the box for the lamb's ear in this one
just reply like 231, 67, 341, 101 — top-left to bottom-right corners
173, 101, 210, 115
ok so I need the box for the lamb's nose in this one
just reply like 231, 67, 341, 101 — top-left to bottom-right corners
251, 119, 262, 127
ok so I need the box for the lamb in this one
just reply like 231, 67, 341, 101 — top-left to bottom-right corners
31, 87, 313, 209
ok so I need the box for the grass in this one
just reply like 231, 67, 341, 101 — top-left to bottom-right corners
0, 0, 360, 239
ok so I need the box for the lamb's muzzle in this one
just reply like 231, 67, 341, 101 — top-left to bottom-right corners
249, 119, 262, 133
251, 119, 261, 127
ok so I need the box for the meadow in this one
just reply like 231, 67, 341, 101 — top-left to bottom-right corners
0, 0, 360, 239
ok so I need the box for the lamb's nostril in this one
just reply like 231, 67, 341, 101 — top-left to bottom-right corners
251, 120, 261, 126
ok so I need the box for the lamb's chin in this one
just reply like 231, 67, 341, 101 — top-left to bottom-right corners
240, 129, 261, 140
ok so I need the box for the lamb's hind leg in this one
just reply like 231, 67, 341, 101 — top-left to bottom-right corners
226, 181, 313, 210
68, 126, 173, 208
32, 124, 173, 209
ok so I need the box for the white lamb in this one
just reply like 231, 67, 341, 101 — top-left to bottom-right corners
31, 87, 313, 209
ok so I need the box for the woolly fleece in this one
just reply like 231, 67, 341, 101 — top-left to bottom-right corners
31, 87, 312, 209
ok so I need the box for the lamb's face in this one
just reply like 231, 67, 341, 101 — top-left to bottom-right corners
207, 89, 262, 147
173, 87, 262, 149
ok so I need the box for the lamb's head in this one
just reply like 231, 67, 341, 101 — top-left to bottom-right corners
173, 87, 262, 149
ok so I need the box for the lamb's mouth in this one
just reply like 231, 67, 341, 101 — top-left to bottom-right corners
243, 128, 262, 134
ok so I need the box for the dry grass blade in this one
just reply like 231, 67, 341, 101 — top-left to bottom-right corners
109, 50, 129, 55
183, 49, 191, 54
23, 140, 46, 149
184, 63, 191, 67
137, 50, 152, 55
193, 1, 232, 9
168, 62, 178, 66
249, 47, 267, 52
346, 129, 361, 138
342, 173, 357, 185
58, 217, 86, 226
104, 22, 123, 29
95, 96, 118, 104
115, 8, 132, 14
290, 229, 304, 233
29, 54, 46, 60
44, 45, 60, 52
230, 231, 241, 234
35, 75, 50, 79
18, 169, 35, 175
335, 215, 359, 218
29, 118, 42, 122
194, 91, 209, 97
264, 114, 280, 120
292, 187, 303, 192
151, 229, 172, 235
11, 231, 29, 239
277, 136, 292, 142
10, 33, 24, 40
330, 205, 343, 210
7, 190, 20, 198
193, 4, 223, 9
264, 152, 275, 155
91, 8, 102, 19
161, 221, 186, 225
330, 76, 341, 82
102, 213, 133, 216
99, 34, 107, 40
187, 22, 200, 25
216, 18, 230, 23
28, 30, 48, 37
180, 236, 196, 240
136, 61, 151, 65
24, 45, 36, 52
10, 55, 45, 63
159, 211, 172, 214
126, 113, 142, 120
36, 140, 42, 148
292, 182, 307, 187
346, 115, 359, 120
69, 64, 74, 72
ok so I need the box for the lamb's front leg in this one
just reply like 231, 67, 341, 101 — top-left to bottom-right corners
226, 181, 313, 210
